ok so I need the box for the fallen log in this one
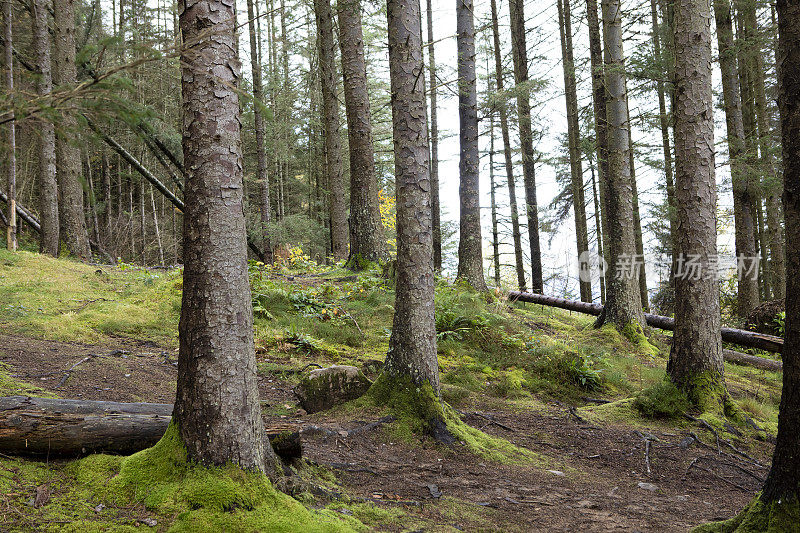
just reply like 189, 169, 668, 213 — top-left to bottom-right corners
0, 396, 300, 460
509, 291, 784, 354
722, 349, 782, 372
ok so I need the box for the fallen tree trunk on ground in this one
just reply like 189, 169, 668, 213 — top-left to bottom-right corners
722, 349, 782, 371
509, 291, 784, 354
0, 396, 300, 459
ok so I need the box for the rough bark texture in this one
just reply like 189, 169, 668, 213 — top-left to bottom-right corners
176, 0, 277, 474
338, 0, 387, 266
384, 0, 439, 392
53, 0, 91, 260
667, 0, 726, 408
455, 0, 486, 291
557, 0, 591, 303
598, 0, 645, 330
508, 0, 542, 293
425, 0, 442, 272
32, 0, 59, 256
490, 0, 526, 291
4, 0, 16, 252
761, 0, 800, 504
713, 0, 760, 317
245, 0, 273, 264
314, 0, 348, 261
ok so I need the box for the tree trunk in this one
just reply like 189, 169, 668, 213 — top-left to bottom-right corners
761, 0, 800, 504
101, 152, 111, 243
384, 0, 439, 392
598, 0, 645, 330
626, 99, 649, 312
590, 160, 606, 303
3, 0, 16, 252
490, 0, 526, 291
489, 107, 501, 286
426, 0, 442, 272
455, 0, 486, 291
176, 0, 277, 475
314, 0, 348, 261
53, 0, 91, 260
667, 0, 726, 409
557, 0, 591, 303
32, 0, 59, 256
338, 0, 387, 267
713, 0, 760, 317
246, 0, 273, 264
508, 0, 543, 293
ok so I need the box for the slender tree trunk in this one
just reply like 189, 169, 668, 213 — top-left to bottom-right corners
175, 0, 278, 474
490, 0, 526, 291
667, 0, 726, 409
101, 152, 111, 243
626, 103, 649, 311
314, 0, 348, 260
53, 0, 91, 260
755, 199, 770, 298
557, 0, 591, 302
3, 0, 15, 252
508, 0, 543, 293
246, 0, 273, 263
85, 150, 100, 246
384, 0, 438, 392
760, 0, 800, 504
426, 0, 442, 272
32, 0, 59, 256
597, 0, 645, 330
455, 0, 486, 291
590, 160, 605, 303
489, 105, 501, 286
713, 0, 760, 316
150, 186, 164, 266
338, 0, 386, 266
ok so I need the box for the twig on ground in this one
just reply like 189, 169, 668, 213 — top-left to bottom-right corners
56, 355, 104, 388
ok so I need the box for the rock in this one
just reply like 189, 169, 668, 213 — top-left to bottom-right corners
294, 365, 372, 414
547, 470, 565, 477
637, 482, 658, 492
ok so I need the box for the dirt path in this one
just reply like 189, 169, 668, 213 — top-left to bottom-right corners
0, 334, 766, 531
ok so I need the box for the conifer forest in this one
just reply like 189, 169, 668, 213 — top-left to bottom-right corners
0, 0, 798, 528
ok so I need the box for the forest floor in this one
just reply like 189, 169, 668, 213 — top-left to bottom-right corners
0, 249, 783, 531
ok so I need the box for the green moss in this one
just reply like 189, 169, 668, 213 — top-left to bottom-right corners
678, 370, 731, 414
633, 380, 691, 419
693, 495, 800, 532
618, 322, 659, 357
70, 423, 362, 532
0, 361, 56, 397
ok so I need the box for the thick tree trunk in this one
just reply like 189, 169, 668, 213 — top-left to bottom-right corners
384, 0, 439, 392
338, 0, 386, 267
490, 0, 526, 291
246, 0, 273, 264
314, 0, 348, 261
598, 0, 645, 330
508, 0, 543, 293
425, 0, 442, 272
4, 0, 16, 252
761, 0, 800, 505
713, 0, 760, 317
455, 0, 486, 291
667, 0, 726, 409
32, 0, 59, 256
557, 0, 591, 303
53, 0, 91, 261
176, 0, 277, 474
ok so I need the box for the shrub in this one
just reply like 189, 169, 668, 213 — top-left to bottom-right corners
633, 381, 691, 419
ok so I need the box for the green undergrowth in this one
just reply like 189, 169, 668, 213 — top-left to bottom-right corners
693, 495, 800, 532
0, 361, 56, 398
68, 423, 362, 532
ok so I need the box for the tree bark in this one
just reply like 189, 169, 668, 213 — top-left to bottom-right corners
425, 0, 442, 272
32, 0, 59, 256
384, 0, 439, 392
338, 0, 387, 267
53, 0, 92, 260
713, 0, 760, 317
557, 0, 591, 303
667, 0, 726, 409
508, 0, 543, 293
761, 0, 800, 504
314, 0, 348, 261
246, 0, 273, 264
490, 0, 526, 291
455, 0, 486, 291
598, 0, 645, 330
590, 160, 606, 303
176, 0, 277, 474
3, 0, 16, 252
489, 106, 501, 286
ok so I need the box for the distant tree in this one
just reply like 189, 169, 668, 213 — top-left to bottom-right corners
4, 0, 16, 252
425, 0, 442, 272
174, 0, 278, 474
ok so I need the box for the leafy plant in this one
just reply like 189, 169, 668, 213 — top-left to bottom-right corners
633, 381, 691, 419
774, 311, 786, 336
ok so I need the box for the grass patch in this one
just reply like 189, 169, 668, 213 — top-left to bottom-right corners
633, 381, 691, 420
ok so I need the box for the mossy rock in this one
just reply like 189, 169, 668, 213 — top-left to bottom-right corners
295, 365, 373, 414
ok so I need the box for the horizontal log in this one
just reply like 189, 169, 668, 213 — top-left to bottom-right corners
509, 291, 784, 354
0, 396, 300, 459
723, 349, 782, 372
